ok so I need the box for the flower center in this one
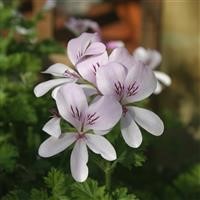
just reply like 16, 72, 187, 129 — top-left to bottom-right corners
122, 106, 128, 117
76, 132, 86, 140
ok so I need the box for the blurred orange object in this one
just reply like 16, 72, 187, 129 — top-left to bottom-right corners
96, 1, 142, 51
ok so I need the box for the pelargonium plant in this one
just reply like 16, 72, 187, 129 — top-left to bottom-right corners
34, 32, 168, 182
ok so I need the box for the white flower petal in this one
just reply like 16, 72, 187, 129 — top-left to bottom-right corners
76, 52, 108, 84
154, 71, 172, 86
34, 78, 72, 97
67, 33, 94, 65
109, 47, 133, 69
86, 134, 116, 161
133, 47, 162, 69
148, 50, 162, 69
38, 133, 76, 158
65, 18, 85, 35
154, 81, 163, 94
93, 129, 111, 135
125, 63, 157, 103
96, 62, 127, 98
70, 139, 88, 182
106, 40, 125, 49
42, 63, 73, 77
42, 117, 61, 138
80, 84, 97, 97
51, 86, 62, 99
84, 42, 106, 58
132, 47, 148, 62
55, 83, 88, 131
85, 96, 122, 131
82, 19, 100, 32
67, 33, 103, 65
65, 18, 100, 35
120, 111, 142, 148
129, 106, 164, 136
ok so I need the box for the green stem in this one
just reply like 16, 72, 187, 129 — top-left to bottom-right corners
105, 169, 111, 191
104, 151, 127, 191
105, 163, 112, 192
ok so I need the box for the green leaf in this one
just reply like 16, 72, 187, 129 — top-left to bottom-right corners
71, 178, 111, 200
173, 163, 200, 198
44, 168, 68, 199
117, 150, 146, 169
133, 153, 146, 167
112, 187, 139, 200
30, 189, 49, 200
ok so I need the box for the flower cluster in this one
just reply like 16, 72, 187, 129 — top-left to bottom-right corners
65, 17, 125, 50
34, 32, 168, 182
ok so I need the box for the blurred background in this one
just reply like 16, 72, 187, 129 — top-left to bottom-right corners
0, 0, 199, 199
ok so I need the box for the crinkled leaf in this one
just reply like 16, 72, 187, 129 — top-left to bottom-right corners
44, 168, 68, 198
71, 178, 111, 200
30, 189, 48, 200
112, 188, 139, 200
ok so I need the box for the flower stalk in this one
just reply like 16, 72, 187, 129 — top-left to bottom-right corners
105, 162, 112, 192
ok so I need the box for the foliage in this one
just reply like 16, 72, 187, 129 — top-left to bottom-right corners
163, 163, 200, 200
0, 0, 64, 197
44, 168, 68, 200
71, 179, 110, 200
2, 168, 139, 200
0, 142, 18, 172
112, 188, 139, 200
174, 163, 200, 196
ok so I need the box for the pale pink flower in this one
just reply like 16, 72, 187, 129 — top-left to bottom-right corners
109, 47, 133, 68
65, 17, 100, 36
65, 17, 125, 50
34, 33, 107, 97
96, 62, 164, 148
39, 83, 122, 182
106, 40, 125, 50
133, 47, 172, 94
110, 47, 171, 94
67, 32, 105, 66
